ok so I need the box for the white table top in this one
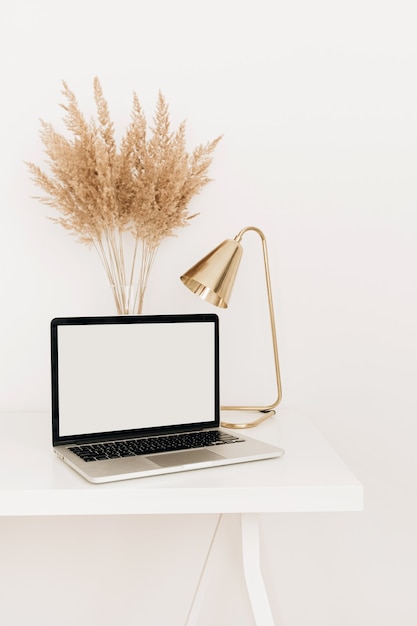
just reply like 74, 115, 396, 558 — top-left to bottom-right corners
0, 408, 363, 516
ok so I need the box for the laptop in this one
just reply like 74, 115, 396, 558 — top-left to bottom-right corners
51, 314, 284, 483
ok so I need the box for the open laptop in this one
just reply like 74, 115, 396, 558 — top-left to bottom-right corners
51, 314, 284, 483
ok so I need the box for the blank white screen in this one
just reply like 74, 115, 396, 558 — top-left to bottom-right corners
57, 321, 216, 437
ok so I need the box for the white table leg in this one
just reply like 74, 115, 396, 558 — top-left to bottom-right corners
185, 513, 275, 625
185, 513, 223, 626
241, 512, 275, 625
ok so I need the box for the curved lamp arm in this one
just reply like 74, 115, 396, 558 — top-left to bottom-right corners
220, 226, 283, 429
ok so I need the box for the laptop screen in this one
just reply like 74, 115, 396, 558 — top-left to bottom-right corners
51, 314, 219, 445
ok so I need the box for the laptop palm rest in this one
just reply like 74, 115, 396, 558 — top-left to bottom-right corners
150, 449, 223, 468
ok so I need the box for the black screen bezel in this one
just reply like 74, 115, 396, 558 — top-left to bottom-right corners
51, 313, 220, 446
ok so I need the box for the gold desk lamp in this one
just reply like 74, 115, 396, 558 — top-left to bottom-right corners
180, 226, 282, 429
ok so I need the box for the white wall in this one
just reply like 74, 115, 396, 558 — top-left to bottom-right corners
1, 1, 416, 624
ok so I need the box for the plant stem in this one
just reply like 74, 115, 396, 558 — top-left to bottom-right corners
94, 231, 158, 314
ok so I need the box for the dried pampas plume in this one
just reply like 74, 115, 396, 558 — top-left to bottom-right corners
27, 78, 222, 313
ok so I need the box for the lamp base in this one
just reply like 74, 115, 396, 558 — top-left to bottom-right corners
220, 409, 276, 429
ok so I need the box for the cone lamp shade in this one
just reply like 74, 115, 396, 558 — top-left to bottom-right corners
180, 239, 243, 308
180, 226, 282, 429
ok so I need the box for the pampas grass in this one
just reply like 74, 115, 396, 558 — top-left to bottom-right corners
27, 78, 221, 313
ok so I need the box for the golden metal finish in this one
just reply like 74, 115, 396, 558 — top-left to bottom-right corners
180, 225, 282, 428
220, 409, 276, 429
180, 238, 243, 308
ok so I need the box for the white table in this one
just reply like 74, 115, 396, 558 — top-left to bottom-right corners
0, 408, 363, 624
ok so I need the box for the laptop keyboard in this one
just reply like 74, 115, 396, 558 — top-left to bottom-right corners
69, 430, 244, 462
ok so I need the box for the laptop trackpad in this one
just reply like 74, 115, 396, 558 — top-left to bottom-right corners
150, 449, 223, 468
